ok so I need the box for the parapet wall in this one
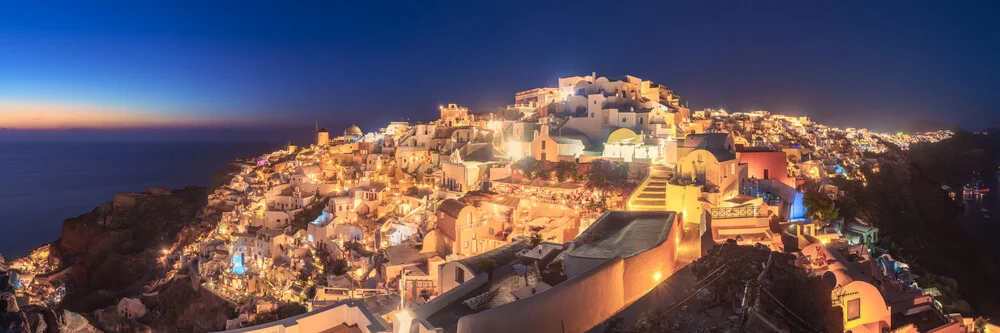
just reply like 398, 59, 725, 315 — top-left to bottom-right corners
456, 257, 626, 333
621, 230, 677, 305
415, 273, 487, 319
217, 300, 387, 333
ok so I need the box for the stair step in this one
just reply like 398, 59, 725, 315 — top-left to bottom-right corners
633, 200, 666, 205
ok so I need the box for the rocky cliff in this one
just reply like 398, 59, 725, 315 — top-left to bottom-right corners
3, 185, 236, 332
839, 131, 1000, 318
55, 187, 209, 313
2, 270, 101, 333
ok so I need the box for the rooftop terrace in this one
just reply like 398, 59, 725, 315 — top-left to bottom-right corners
568, 211, 676, 259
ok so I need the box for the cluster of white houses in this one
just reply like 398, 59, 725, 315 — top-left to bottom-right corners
189, 73, 979, 333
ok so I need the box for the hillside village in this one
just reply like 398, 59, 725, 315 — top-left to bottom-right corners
5, 73, 985, 333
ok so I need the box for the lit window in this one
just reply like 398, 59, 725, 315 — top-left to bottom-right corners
847, 298, 861, 321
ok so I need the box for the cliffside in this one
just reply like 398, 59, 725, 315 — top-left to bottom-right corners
55, 187, 209, 313
840, 131, 1000, 318
3, 269, 101, 333
2, 185, 237, 332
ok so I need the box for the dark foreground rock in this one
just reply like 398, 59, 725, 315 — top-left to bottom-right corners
55, 187, 209, 314
2, 270, 100, 333
91, 278, 233, 333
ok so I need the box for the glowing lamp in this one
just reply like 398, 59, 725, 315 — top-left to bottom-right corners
653, 271, 662, 282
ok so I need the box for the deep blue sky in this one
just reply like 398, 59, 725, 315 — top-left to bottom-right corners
2, 1, 999, 141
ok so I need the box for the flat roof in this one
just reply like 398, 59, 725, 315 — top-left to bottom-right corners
567, 211, 676, 259
892, 307, 950, 332
384, 240, 434, 266
455, 238, 532, 276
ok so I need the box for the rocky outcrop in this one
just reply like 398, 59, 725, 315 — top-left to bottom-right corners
23, 308, 102, 333
51, 187, 210, 314
3, 162, 244, 332
2, 270, 100, 333
26, 186, 241, 332
122, 278, 233, 332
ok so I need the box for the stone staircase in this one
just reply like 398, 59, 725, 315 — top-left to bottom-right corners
627, 164, 673, 211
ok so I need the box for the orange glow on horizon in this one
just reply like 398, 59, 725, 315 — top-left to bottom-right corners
0, 100, 251, 129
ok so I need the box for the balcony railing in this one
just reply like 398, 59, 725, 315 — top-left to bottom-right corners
710, 205, 760, 219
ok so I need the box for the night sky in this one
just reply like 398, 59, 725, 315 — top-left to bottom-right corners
2, 1, 999, 141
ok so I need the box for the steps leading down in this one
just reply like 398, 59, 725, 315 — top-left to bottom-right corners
627, 164, 673, 211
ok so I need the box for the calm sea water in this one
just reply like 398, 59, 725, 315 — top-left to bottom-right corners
0, 140, 283, 258
963, 171, 1000, 256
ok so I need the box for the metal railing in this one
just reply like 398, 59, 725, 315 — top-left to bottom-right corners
710, 205, 760, 219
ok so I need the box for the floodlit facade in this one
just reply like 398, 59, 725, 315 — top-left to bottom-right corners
440, 103, 473, 127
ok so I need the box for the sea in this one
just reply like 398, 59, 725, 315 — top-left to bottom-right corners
0, 140, 284, 258
962, 170, 1000, 256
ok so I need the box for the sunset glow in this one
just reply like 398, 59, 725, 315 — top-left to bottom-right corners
0, 101, 251, 129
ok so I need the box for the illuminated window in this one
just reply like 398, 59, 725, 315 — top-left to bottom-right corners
847, 298, 861, 321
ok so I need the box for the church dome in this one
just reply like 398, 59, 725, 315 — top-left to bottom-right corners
606, 128, 641, 144
345, 125, 362, 136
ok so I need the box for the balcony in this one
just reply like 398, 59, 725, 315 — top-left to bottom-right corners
710, 205, 760, 219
